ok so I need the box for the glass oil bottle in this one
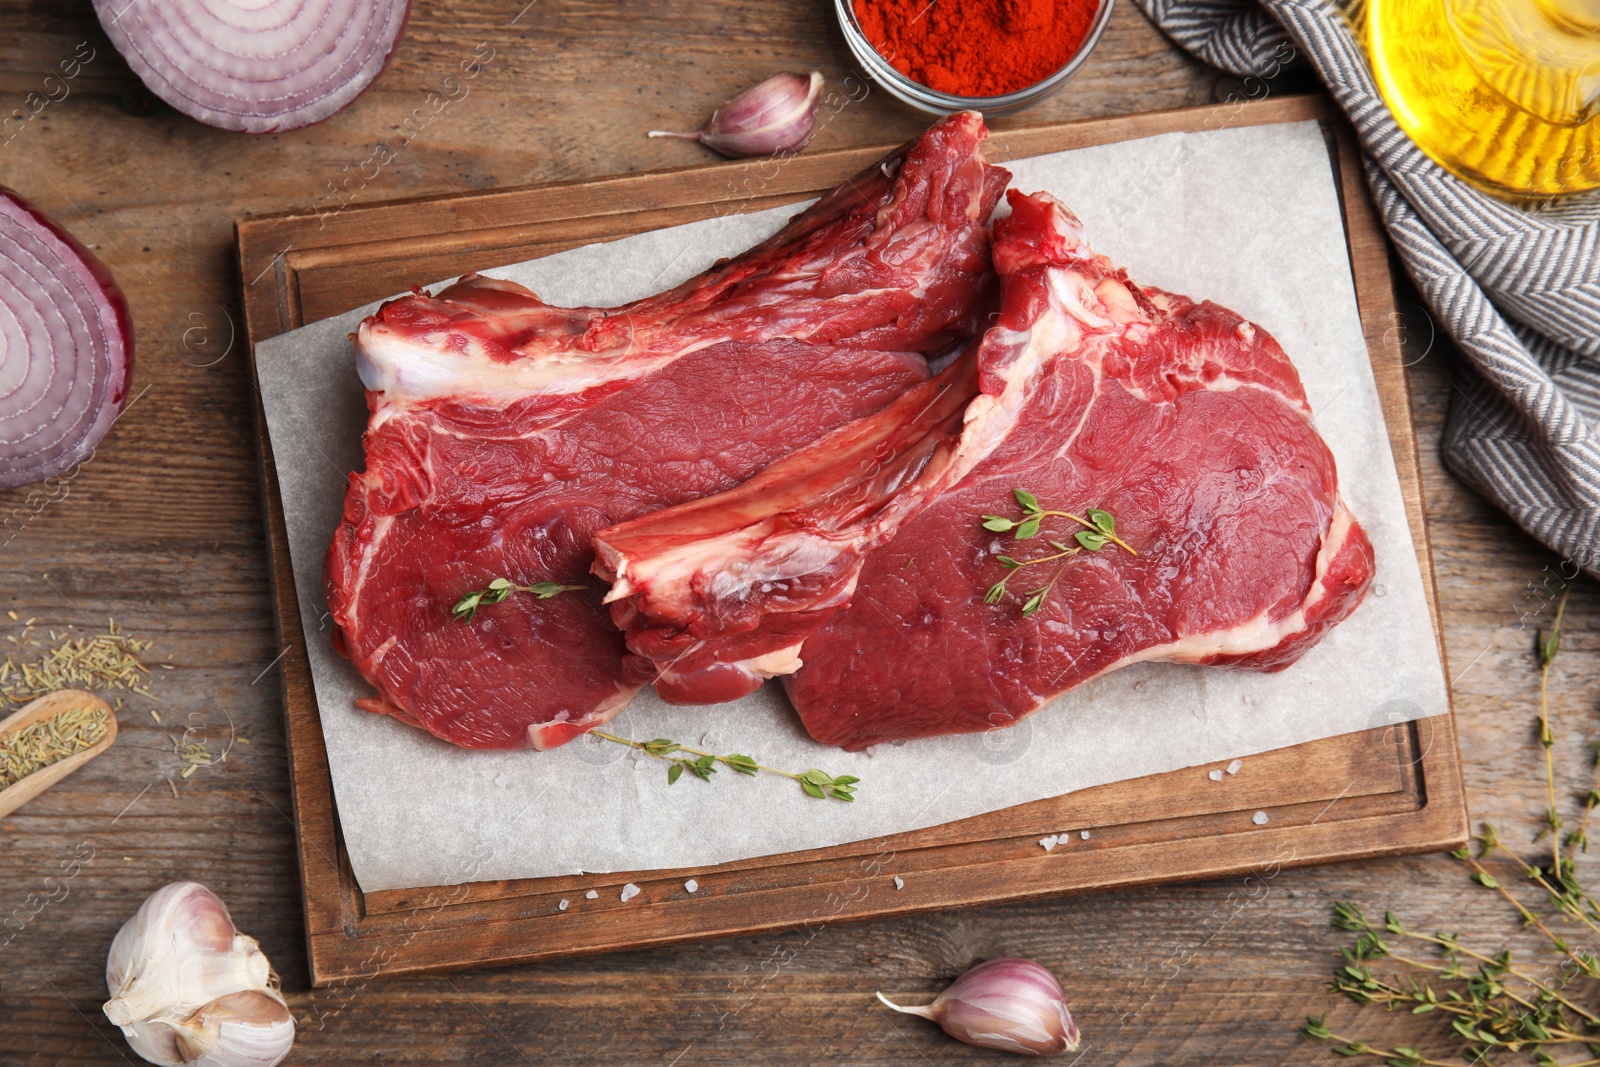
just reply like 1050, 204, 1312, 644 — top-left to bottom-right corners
1362, 0, 1600, 196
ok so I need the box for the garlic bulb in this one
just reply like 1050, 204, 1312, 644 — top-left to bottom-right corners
648, 72, 824, 158
103, 882, 294, 1067
877, 957, 1080, 1057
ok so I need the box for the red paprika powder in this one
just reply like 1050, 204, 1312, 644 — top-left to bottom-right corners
853, 0, 1097, 98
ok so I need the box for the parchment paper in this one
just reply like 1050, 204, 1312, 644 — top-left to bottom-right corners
256, 120, 1450, 892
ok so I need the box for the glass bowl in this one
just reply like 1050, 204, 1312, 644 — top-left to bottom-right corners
834, 0, 1117, 116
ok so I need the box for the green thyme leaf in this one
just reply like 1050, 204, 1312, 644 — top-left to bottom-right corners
451, 576, 584, 622
724, 754, 759, 776
452, 592, 484, 622
978, 497, 1134, 617
667, 763, 683, 785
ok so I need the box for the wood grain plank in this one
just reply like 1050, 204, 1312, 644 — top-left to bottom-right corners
16, 3, 1579, 1062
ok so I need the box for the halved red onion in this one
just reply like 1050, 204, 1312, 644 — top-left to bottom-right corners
0, 187, 134, 489
92, 0, 411, 134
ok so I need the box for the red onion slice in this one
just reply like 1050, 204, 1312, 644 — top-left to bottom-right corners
0, 187, 133, 489
93, 0, 411, 134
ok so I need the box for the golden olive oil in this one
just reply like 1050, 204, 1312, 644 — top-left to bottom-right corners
1363, 0, 1600, 196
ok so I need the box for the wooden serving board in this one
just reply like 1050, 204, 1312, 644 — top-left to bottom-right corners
237, 95, 1467, 986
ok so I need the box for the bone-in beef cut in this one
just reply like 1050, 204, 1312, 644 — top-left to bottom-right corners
594, 190, 1375, 749
593, 352, 980, 704
325, 111, 1009, 750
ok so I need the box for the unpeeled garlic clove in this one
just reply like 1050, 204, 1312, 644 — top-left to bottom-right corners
649, 72, 824, 159
104, 882, 295, 1067
877, 957, 1080, 1057
173, 992, 295, 1066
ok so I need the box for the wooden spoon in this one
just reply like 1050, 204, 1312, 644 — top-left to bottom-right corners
0, 689, 116, 819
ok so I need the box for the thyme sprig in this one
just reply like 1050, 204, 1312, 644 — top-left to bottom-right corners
1539, 586, 1572, 874
980, 489, 1136, 616
1304, 579, 1597, 1066
591, 730, 859, 801
452, 577, 586, 622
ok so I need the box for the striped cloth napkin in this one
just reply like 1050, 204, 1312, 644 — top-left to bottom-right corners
1133, 0, 1600, 576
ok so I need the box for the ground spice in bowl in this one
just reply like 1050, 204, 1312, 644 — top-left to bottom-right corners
853, 0, 1098, 98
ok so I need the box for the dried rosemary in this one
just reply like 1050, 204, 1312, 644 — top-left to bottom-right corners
0, 705, 110, 788
0, 620, 156, 703
171, 733, 221, 780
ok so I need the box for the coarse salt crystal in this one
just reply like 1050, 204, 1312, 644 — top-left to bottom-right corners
558, 899, 569, 911
585, 890, 599, 899
1208, 769, 1223, 781
1227, 759, 1242, 775
685, 879, 699, 893
1252, 811, 1269, 825
1080, 830, 1090, 840
893, 876, 905, 890
1039, 835, 1058, 851
620, 883, 641, 902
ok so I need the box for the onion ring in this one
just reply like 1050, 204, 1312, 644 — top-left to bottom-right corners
0, 187, 134, 489
93, 0, 412, 134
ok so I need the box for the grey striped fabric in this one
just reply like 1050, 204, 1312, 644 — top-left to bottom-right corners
1134, 0, 1600, 575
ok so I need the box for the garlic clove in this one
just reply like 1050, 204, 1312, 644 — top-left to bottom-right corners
648, 72, 824, 159
104, 882, 294, 1067
878, 957, 1080, 1057
174, 991, 295, 1067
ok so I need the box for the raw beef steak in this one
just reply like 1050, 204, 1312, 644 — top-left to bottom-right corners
593, 352, 979, 704
595, 190, 1375, 749
325, 112, 1009, 750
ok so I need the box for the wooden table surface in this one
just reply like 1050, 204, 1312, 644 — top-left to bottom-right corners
1, 2, 1594, 1064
